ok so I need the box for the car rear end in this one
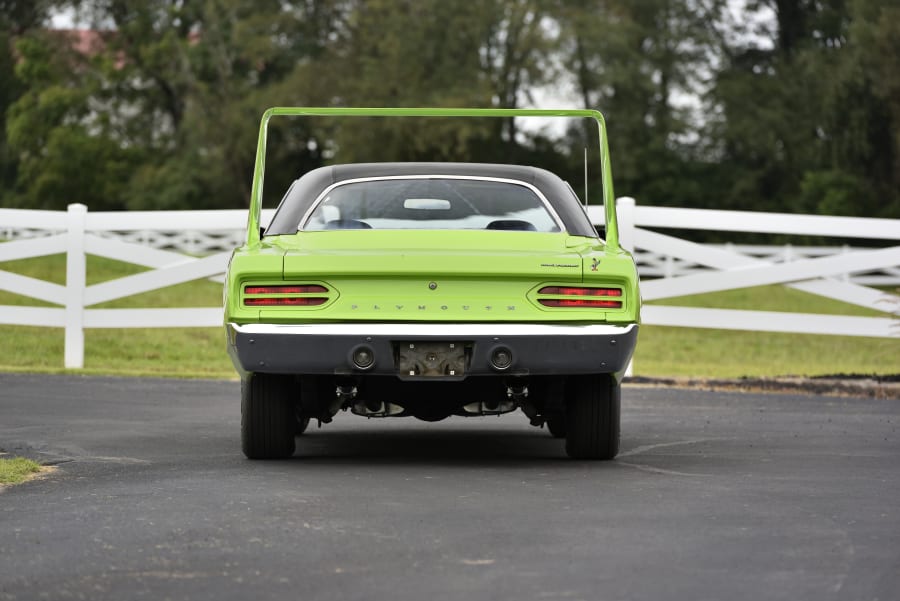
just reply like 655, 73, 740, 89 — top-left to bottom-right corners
226, 108, 639, 460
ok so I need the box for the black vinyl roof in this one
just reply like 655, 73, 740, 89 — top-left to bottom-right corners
265, 162, 598, 238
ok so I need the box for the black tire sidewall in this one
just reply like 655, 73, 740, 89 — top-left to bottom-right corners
241, 373, 296, 459
564, 374, 620, 460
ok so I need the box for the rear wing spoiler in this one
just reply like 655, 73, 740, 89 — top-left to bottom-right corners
247, 107, 620, 251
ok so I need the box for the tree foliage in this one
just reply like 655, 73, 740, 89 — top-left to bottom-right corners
1, 0, 898, 218
709, 0, 900, 217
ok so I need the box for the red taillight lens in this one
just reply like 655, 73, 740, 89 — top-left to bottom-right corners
244, 285, 328, 295
537, 286, 623, 309
243, 284, 330, 307
539, 298, 622, 308
245, 297, 328, 306
538, 286, 622, 297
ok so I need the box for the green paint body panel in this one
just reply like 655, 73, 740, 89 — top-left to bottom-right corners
224, 107, 640, 379
225, 230, 640, 326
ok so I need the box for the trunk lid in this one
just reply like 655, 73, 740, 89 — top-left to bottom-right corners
274, 230, 594, 322
282, 231, 586, 278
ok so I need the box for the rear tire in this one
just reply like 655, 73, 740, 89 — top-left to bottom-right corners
242, 373, 296, 459
564, 374, 620, 460
295, 416, 310, 435
545, 414, 566, 438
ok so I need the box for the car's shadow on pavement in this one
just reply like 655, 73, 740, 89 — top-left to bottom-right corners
270, 426, 716, 472
284, 426, 576, 466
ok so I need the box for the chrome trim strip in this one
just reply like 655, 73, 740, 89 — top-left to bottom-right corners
229, 322, 637, 337
297, 175, 567, 233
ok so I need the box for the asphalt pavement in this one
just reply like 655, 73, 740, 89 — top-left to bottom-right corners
1, 373, 898, 601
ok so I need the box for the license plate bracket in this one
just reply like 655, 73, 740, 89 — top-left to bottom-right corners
394, 341, 470, 378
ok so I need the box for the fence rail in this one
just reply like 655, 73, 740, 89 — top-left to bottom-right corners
7, 213, 898, 285
1, 201, 898, 369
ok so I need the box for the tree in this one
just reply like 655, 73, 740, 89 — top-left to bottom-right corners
0, 1, 53, 208
303, 0, 556, 164
29, 0, 351, 210
709, 0, 900, 217
5, 26, 141, 210
3, 0, 898, 220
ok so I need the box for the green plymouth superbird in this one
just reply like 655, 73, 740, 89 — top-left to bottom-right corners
225, 108, 640, 460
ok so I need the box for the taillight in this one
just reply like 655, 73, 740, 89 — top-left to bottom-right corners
538, 286, 621, 297
243, 284, 331, 307
539, 298, 622, 308
244, 285, 327, 295
245, 297, 328, 306
537, 286, 623, 309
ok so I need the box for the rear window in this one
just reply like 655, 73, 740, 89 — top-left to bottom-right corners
301, 177, 561, 232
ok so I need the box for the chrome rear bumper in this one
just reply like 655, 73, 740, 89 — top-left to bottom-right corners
226, 322, 638, 378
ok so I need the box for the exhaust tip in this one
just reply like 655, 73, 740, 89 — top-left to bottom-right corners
352, 346, 375, 370
490, 347, 513, 371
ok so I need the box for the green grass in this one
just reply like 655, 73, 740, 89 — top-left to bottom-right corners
0, 457, 42, 485
633, 327, 899, 378
0, 325, 233, 378
635, 284, 900, 378
648, 284, 891, 317
0, 254, 898, 379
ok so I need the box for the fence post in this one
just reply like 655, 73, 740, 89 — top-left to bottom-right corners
840, 244, 850, 282
617, 196, 636, 253
664, 254, 674, 278
616, 197, 637, 377
64, 204, 87, 369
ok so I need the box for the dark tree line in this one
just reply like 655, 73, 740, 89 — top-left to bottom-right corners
1, 0, 898, 218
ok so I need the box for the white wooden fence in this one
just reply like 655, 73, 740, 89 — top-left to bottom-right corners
590, 199, 899, 340
6, 211, 898, 285
635, 244, 900, 285
1, 201, 898, 369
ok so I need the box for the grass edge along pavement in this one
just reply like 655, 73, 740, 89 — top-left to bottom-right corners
0, 254, 897, 380
0, 456, 44, 487
0, 322, 897, 383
